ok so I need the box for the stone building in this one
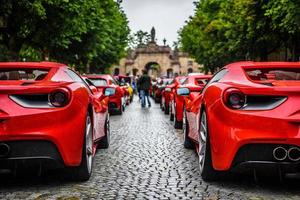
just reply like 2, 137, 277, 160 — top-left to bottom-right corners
110, 28, 203, 78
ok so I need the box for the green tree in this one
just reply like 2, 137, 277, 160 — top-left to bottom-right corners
179, 0, 300, 73
0, 0, 130, 72
129, 30, 151, 48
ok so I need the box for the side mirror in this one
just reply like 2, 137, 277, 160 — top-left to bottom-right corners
165, 88, 172, 92
104, 88, 116, 96
89, 86, 98, 94
177, 88, 190, 96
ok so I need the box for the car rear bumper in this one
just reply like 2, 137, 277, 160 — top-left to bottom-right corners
230, 144, 300, 173
0, 140, 64, 170
207, 99, 300, 171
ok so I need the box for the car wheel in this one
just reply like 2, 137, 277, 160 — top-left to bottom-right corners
68, 113, 94, 181
98, 114, 110, 149
183, 108, 194, 149
173, 103, 182, 129
169, 102, 174, 121
199, 111, 219, 181
164, 103, 169, 115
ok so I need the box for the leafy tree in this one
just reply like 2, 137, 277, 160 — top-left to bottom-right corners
129, 30, 151, 48
179, 0, 300, 73
0, 0, 130, 72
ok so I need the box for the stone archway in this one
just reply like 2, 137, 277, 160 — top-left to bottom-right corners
167, 68, 173, 78
145, 62, 160, 78
188, 67, 193, 74
114, 29, 204, 77
132, 68, 139, 76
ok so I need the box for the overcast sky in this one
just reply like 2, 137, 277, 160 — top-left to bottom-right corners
121, 0, 196, 47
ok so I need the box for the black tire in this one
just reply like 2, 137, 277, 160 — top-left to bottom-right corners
174, 119, 182, 129
117, 107, 123, 115
199, 111, 221, 181
164, 104, 169, 115
183, 108, 194, 149
169, 103, 174, 121
173, 104, 182, 129
67, 113, 93, 181
98, 115, 110, 149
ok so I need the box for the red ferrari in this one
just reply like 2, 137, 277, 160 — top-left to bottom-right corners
161, 76, 186, 115
0, 62, 110, 181
153, 78, 172, 104
179, 61, 300, 180
114, 75, 132, 105
84, 74, 125, 115
171, 74, 211, 129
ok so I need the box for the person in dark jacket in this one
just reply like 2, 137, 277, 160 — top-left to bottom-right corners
138, 70, 151, 108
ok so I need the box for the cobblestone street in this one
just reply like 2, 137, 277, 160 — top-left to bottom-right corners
1, 97, 300, 200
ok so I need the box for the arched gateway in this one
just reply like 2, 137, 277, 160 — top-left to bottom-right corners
111, 28, 203, 78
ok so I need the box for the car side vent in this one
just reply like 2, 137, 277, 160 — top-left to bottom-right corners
9, 94, 52, 108
243, 96, 286, 110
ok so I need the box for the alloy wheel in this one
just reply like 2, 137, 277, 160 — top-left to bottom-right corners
85, 115, 93, 174
198, 112, 207, 173
106, 114, 111, 144
183, 109, 187, 137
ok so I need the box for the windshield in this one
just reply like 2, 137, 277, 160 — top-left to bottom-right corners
89, 78, 108, 86
195, 78, 209, 85
0, 68, 49, 81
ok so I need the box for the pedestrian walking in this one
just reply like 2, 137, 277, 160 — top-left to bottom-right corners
137, 70, 151, 108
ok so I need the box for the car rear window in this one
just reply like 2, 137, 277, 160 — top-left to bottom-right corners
245, 68, 300, 81
89, 78, 108, 86
195, 78, 209, 85
0, 68, 49, 81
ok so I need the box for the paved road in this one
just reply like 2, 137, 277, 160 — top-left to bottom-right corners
1, 97, 300, 200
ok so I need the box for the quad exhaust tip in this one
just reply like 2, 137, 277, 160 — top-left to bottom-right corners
273, 146, 300, 162
288, 147, 300, 162
0, 143, 10, 157
273, 147, 287, 161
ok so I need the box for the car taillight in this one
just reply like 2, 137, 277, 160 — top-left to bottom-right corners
223, 88, 245, 109
49, 89, 70, 107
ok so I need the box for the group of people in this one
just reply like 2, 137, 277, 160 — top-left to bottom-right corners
136, 70, 151, 108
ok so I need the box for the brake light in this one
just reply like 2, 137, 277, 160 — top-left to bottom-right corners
49, 89, 70, 107
223, 88, 245, 109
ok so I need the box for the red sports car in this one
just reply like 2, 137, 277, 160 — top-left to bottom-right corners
0, 62, 110, 181
84, 74, 125, 115
114, 75, 132, 105
161, 76, 186, 115
171, 74, 211, 129
153, 78, 172, 103
178, 61, 300, 180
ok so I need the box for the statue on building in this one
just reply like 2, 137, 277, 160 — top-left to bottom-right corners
151, 27, 156, 43
163, 38, 167, 46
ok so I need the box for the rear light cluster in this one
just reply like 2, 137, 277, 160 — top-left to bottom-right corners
10, 88, 71, 108
223, 88, 246, 109
223, 88, 286, 110
49, 89, 70, 107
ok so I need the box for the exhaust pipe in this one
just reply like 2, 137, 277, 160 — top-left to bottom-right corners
273, 147, 287, 161
288, 147, 300, 162
0, 143, 10, 157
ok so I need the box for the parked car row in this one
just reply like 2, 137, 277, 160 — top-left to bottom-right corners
154, 61, 300, 181
0, 62, 132, 181
83, 74, 133, 115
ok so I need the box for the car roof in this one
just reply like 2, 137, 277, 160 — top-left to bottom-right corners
226, 61, 300, 69
0, 61, 67, 69
85, 74, 111, 79
189, 75, 212, 79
